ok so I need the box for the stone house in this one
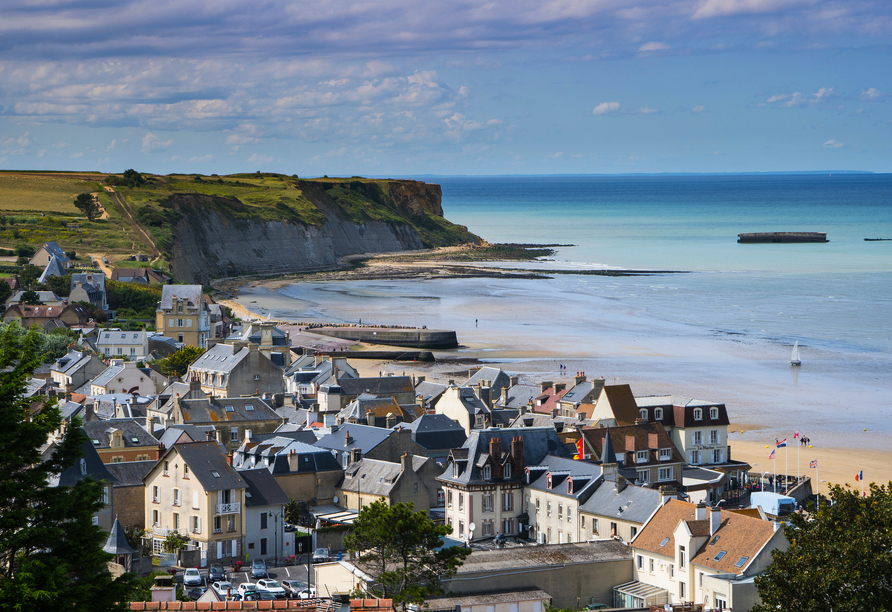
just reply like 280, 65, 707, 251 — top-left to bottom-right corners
240, 468, 289, 561
336, 453, 442, 512
70, 272, 108, 311
29, 241, 71, 269
144, 441, 247, 563
581, 422, 685, 489
90, 359, 162, 396
524, 455, 603, 545
438, 427, 573, 542
95, 330, 150, 360
314, 423, 427, 468
83, 418, 160, 463
51, 349, 107, 390
434, 384, 491, 435
106, 460, 156, 533
186, 341, 285, 398
155, 285, 210, 348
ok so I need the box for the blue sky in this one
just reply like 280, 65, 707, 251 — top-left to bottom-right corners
0, 0, 890, 175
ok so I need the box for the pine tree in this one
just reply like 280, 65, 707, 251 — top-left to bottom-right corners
0, 325, 136, 611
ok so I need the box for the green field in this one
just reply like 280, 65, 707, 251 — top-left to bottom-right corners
0, 173, 103, 213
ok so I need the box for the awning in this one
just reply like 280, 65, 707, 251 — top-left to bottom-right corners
311, 506, 360, 525
613, 580, 669, 607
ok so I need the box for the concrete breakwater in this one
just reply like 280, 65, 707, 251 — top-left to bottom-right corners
738, 232, 828, 243
311, 326, 458, 349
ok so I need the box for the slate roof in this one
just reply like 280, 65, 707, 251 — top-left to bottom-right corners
560, 379, 605, 406
231, 324, 290, 347
103, 517, 137, 556
111, 267, 171, 283
525, 455, 602, 499
490, 409, 520, 427
50, 432, 117, 487
24, 377, 48, 398
439, 427, 573, 487
633, 499, 780, 576
450, 386, 490, 415
83, 418, 158, 449
38, 255, 66, 282
163, 441, 246, 491
158, 285, 203, 310
396, 414, 467, 452
105, 460, 157, 487
581, 423, 685, 467
578, 480, 663, 525
236, 435, 342, 475
494, 384, 539, 409
314, 423, 395, 454
340, 456, 428, 496
97, 331, 147, 346
241, 468, 290, 508
456, 540, 631, 574
188, 343, 249, 374
71, 272, 106, 291
335, 376, 414, 396
275, 406, 309, 426
158, 425, 216, 447
8, 290, 63, 305
415, 380, 447, 406
462, 366, 511, 391
178, 396, 280, 424
37, 241, 70, 264
635, 395, 731, 428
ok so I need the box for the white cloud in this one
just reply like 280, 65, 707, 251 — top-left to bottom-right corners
189, 154, 213, 162
630, 107, 660, 114
142, 132, 174, 152
69, 152, 84, 158
107, 139, 117, 150
592, 102, 621, 115
548, 152, 564, 158
766, 87, 835, 108
823, 139, 843, 148
860, 88, 885, 101
638, 42, 669, 52
247, 153, 274, 164
692, 0, 814, 19
692, 105, 706, 113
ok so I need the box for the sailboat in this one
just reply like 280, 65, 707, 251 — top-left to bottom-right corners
790, 340, 801, 367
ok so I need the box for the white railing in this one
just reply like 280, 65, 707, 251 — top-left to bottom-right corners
153, 527, 170, 537
216, 502, 240, 515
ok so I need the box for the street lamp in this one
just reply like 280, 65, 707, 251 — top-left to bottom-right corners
268, 510, 283, 566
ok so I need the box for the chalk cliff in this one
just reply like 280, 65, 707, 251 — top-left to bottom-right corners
158, 179, 476, 283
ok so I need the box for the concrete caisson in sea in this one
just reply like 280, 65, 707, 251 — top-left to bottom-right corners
737, 232, 828, 243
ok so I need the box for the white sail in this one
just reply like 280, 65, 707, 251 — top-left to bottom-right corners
790, 340, 801, 365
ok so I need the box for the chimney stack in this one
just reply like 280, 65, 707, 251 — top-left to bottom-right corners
509, 375, 519, 387
501, 386, 509, 406
695, 501, 708, 521
710, 506, 722, 535
206, 430, 214, 441
350, 447, 363, 464
401, 452, 411, 472
345, 430, 353, 445
489, 436, 503, 478
510, 436, 524, 470
478, 385, 491, 408
575, 372, 587, 386
554, 382, 567, 393
540, 381, 553, 393
659, 485, 676, 505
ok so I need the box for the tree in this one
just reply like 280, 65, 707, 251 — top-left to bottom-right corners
157, 345, 205, 377
39, 272, 72, 298
0, 325, 137, 610
344, 501, 471, 610
753, 482, 892, 612
19, 289, 43, 305
73, 192, 99, 221
18, 265, 40, 289
0, 281, 11, 305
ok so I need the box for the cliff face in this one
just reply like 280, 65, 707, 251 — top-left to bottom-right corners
163, 179, 472, 283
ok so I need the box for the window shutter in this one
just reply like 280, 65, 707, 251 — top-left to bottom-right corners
193, 491, 199, 509
232, 539, 238, 557
197, 516, 201, 533
187, 319, 192, 328
217, 541, 223, 560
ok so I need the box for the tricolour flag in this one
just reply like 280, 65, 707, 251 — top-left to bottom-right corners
809, 460, 817, 468
856, 470, 863, 481
574, 437, 584, 460
794, 431, 800, 439
769, 449, 776, 460
777, 438, 787, 448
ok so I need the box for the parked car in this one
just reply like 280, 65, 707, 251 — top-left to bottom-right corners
184, 586, 208, 600
297, 587, 318, 600
256, 579, 287, 599
312, 548, 330, 563
281, 580, 306, 597
283, 523, 296, 532
182, 568, 203, 587
211, 581, 234, 597
208, 565, 227, 583
251, 559, 268, 579
237, 583, 258, 598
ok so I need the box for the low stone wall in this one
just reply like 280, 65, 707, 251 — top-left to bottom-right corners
313, 328, 458, 349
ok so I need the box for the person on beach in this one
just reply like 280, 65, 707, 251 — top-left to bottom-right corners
475, 319, 478, 327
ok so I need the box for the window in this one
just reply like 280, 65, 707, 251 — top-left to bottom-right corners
476, 416, 483, 427
679, 545, 686, 568
535, 498, 540, 514
710, 407, 719, 419
117, 347, 123, 355
650, 558, 654, 573
453, 463, 459, 478
691, 450, 701, 465
192, 491, 200, 509
130, 348, 136, 356
483, 521, 493, 536
502, 518, 514, 534
483, 494, 493, 512
502, 491, 513, 511
254, 374, 261, 381
713, 448, 723, 463
714, 550, 727, 561
659, 537, 670, 547
581, 515, 585, 528
163, 461, 169, 476
631, 526, 637, 538
669, 564, 675, 578
558, 504, 563, 519
459, 520, 465, 537
639, 409, 647, 419
177, 319, 184, 327
173, 513, 180, 530
694, 408, 703, 420
679, 581, 685, 599
230, 427, 239, 441
227, 516, 235, 532
214, 516, 222, 534
709, 430, 719, 445
592, 518, 598, 534
104, 348, 110, 356
483, 465, 491, 480
567, 506, 572, 523
693, 431, 703, 445
611, 522, 618, 536
152, 510, 159, 526
191, 516, 201, 534
547, 501, 552, 517
637, 470, 649, 484
699, 572, 703, 586
659, 448, 672, 461
260, 513, 268, 530
152, 485, 159, 503
735, 555, 749, 568
459, 493, 464, 511
637, 555, 643, 569
658, 467, 672, 481
635, 450, 648, 464
173, 488, 181, 506
655, 408, 663, 420
504, 463, 512, 478
184, 464, 190, 478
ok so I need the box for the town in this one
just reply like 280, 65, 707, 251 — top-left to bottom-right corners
1, 242, 824, 612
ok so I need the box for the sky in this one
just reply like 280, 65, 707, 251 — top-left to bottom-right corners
0, 0, 890, 176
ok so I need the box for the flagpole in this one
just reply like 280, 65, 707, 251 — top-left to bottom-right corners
816, 464, 820, 510
785, 444, 789, 493
797, 437, 800, 481
773, 451, 777, 493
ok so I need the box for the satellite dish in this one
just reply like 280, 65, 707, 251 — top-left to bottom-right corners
333, 495, 339, 504
469, 522, 476, 533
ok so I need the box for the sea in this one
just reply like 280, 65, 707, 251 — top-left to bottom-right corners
235, 174, 892, 450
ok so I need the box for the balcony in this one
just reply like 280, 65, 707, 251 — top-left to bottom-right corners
153, 527, 170, 537
216, 502, 240, 515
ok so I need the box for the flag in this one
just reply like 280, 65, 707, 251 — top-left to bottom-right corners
794, 431, 800, 439
809, 460, 817, 468
856, 470, 863, 481
769, 449, 775, 460
574, 437, 584, 460
777, 438, 787, 448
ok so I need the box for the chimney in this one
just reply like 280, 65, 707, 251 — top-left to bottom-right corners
551, 408, 559, 419
147, 416, 156, 434
615, 474, 629, 494
215, 429, 222, 443
189, 377, 201, 394
351, 448, 362, 464
207, 338, 218, 349
260, 322, 274, 346
85, 401, 98, 422
659, 485, 676, 505
226, 452, 233, 466
386, 413, 397, 429
510, 436, 524, 470
315, 353, 324, 367
206, 430, 214, 441
602, 462, 618, 482
489, 436, 503, 475
574, 372, 586, 386
478, 386, 491, 408
245, 429, 253, 443
401, 452, 411, 472
248, 343, 259, 353
554, 382, 566, 393
501, 387, 509, 406
345, 430, 353, 445
519, 404, 528, 415
540, 381, 553, 393
448, 379, 456, 387
709, 506, 722, 535
509, 375, 519, 387
414, 375, 425, 385
695, 501, 708, 521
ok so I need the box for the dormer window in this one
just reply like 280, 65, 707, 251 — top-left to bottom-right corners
710, 407, 719, 419
655, 408, 663, 420
504, 463, 512, 479
636, 450, 648, 464
546, 473, 552, 489
483, 465, 491, 480
694, 408, 703, 421
639, 409, 648, 419
453, 463, 459, 478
